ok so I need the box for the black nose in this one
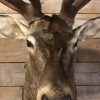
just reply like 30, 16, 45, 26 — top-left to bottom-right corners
63, 95, 72, 100
41, 95, 49, 100
41, 94, 72, 100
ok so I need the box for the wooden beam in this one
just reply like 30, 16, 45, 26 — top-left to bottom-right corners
75, 73, 100, 85
74, 63, 100, 73
0, 87, 22, 100
0, 39, 27, 62
77, 86, 100, 100
76, 39, 100, 62
0, 63, 25, 86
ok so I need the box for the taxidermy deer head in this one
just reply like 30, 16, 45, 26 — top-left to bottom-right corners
0, 0, 100, 100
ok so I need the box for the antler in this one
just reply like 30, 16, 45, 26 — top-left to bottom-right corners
0, 0, 44, 22
72, 0, 90, 18
59, 0, 74, 18
59, 0, 91, 19
29, 0, 43, 17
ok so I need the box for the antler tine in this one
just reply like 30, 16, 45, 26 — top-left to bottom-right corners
71, 0, 91, 18
29, 0, 44, 17
0, 0, 37, 22
59, 0, 75, 18
59, 0, 91, 19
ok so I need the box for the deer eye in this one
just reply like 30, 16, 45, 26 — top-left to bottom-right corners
41, 95, 49, 100
26, 40, 34, 48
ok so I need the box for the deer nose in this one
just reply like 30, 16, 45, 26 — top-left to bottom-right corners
63, 95, 72, 100
41, 94, 72, 100
41, 95, 49, 100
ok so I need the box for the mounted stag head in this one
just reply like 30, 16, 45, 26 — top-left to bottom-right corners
0, 0, 100, 100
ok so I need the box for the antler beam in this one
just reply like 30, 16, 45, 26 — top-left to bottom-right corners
0, 0, 44, 22
59, 0, 74, 18
0, 0, 35, 21
29, 0, 43, 17
72, 0, 91, 18
59, 0, 91, 19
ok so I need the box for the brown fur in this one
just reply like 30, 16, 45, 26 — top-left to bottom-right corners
23, 15, 76, 100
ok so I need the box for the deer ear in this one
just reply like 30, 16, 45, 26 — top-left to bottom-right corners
73, 17, 100, 41
0, 15, 29, 39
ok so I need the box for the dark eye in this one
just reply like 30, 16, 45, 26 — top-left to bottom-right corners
41, 95, 49, 100
26, 40, 34, 47
64, 95, 72, 100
